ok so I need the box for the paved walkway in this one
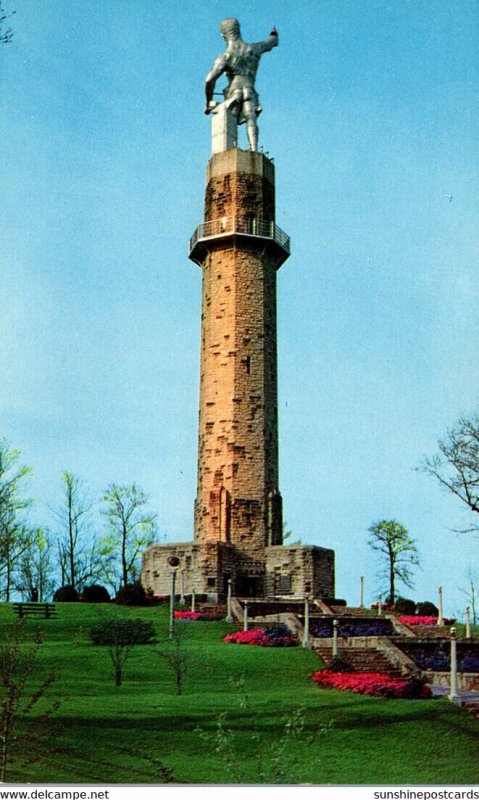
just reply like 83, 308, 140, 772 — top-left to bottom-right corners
429, 684, 479, 703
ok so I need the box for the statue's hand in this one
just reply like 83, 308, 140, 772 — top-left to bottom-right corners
205, 100, 218, 115
270, 26, 278, 37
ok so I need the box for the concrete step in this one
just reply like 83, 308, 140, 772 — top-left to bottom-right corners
314, 645, 404, 678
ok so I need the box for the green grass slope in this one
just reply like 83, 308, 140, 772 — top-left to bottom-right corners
1, 603, 478, 785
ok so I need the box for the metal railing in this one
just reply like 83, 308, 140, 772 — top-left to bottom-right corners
189, 215, 290, 255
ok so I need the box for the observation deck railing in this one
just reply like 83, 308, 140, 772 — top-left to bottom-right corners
189, 216, 290, 258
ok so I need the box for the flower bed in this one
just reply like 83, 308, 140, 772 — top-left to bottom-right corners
174, 610, 223, 621
461, 654, 479, 672
312, 670, 431, 699
405, 651, 479, 673
407, 650, 450, 672
224, 626, 298, 647
398, 616, 455, 626
309, 619, 395, 638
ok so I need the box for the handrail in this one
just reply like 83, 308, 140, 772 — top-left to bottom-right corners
189, 215, 290, 255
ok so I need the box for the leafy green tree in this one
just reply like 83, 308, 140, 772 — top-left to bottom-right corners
100, 484, 157, 590
0, 439, 33, 601
420, 412, 479, 534
368, 519, 420, 605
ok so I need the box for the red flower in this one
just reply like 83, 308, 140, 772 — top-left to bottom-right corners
311, 670, 431, 699
398, 616, 456, 626
224, 629, 270, 646
224, 628, 299, 647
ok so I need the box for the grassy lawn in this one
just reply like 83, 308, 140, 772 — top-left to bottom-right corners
1, 602, 478, 785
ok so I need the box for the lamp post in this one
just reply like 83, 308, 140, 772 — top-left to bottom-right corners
226, 578, 234, 623
360, 576, 364, 609
303, 595, 311, 649
332, 619, 339, 658
180, 568, 185, 605
243, 600, 249, 631
167, 556, 181, 639
437, 586, 444, 625
448, 626, 461, 705
465, 606, 471, 639
377, 595, 382, 616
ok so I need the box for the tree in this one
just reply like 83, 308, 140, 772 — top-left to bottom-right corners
100, 484, 158, 590
53, 472, 98, 591
420, 412, 479, 533
89, 618, 156, 687
367, 519, 420, 605
0, 440, 33, 601
17, 528, 55, 601
0, 622, 59, 782
156, 628, 191, 696
460, 568, 478, 626
0, 3, 15, 44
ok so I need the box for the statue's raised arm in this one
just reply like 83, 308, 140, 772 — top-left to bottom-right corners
204, 18, 278, 151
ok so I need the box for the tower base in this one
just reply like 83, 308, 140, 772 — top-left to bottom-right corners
142, 540, 335, 602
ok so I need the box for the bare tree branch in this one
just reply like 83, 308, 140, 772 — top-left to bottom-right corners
419, 412, 479, 533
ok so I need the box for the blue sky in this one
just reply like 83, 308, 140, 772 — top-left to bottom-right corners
1, 0, 477, 614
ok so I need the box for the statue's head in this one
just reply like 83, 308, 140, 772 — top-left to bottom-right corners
220, 18, 241, 40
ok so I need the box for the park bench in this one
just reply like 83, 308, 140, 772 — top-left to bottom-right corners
12, 602, 56, 619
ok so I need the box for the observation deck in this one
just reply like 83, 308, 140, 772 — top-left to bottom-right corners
189, 215, 290, 269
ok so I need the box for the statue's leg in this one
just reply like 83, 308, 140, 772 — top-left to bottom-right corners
243, 102, 258, 151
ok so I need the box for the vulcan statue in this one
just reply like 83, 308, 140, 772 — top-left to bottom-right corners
204, 18, 278, 151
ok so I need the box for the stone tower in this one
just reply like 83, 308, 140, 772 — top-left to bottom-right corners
189, 148, 290, 594
141, 20, 335, 601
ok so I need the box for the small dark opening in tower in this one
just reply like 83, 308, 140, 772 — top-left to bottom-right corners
245, 356, 251, 374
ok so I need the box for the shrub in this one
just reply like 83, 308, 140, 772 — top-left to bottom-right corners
89, 618, 156, 647
114, 583, 147, 606
395, 598, 416, 615
53, 585, 79, 602
81, 584, 110, 603
329, 655, 353, 673
416, 601, 439, 616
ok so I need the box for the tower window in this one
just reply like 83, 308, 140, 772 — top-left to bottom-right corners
278, 574, 292, 593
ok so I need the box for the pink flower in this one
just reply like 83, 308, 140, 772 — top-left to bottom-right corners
311, 670, 431, 699
398, 616, 456, 626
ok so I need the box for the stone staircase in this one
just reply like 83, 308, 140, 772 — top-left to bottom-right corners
328, 605, 374, 617
314, 643, 407, 678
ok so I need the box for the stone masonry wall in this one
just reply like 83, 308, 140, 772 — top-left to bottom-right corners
194, 149, 283, 564
142, 541, 335, 600
265, 545, 335, 598
142, 541, 239, 599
